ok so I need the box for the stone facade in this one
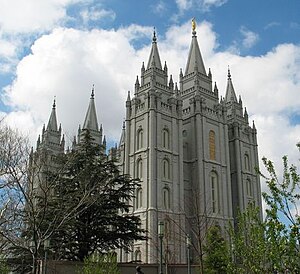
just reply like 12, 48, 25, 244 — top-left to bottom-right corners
117, 27, 262, 264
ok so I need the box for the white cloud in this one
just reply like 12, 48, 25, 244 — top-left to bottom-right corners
201, 0, 227, 9
240, 26, 259, 49
152, 1, 167, 14
80, 7, 116, 25
264, 21, 281, 30
175, 0, 192, 11
175, 0, 227, 12
0, 0, 82, 34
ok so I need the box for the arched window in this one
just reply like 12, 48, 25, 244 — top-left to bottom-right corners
136, 188, 143, 208
162, 158, 170, 180
209, 130, 216, 160
162, 128, 170, 149
137, 159, 143, 179
244, 153, 250, 171
163, 187, 170, 209
210, 172, 219, 213
137, 129, 143, 150
246, 179, 253, 197
134, 248, 142, 262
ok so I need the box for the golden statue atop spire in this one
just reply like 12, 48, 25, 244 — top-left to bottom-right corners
192, 17, 196, 31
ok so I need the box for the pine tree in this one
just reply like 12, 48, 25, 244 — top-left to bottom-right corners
47, 130, 145, 261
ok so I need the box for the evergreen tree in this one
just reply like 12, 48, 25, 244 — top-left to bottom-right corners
203, 225, 229, 274
48, 130, 145, 261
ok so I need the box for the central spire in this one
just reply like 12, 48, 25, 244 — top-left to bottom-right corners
146, 27, 162, 70
184, 18, 206, 76
47, 97, 58, 131
83, 85, 99, 131
225, 67, 238, 102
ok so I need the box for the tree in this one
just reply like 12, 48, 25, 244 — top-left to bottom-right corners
47, 130, 146, 261
228, 151, 300, 273
203, 225, 229, 274
0, 123, 145, 273
227, 205, 268, 274
260, 154, 300, 272
0, 123, 96, 273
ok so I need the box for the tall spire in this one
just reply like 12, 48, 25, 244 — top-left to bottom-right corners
83, 85, 99, 131
185, 18, 206, 76
146, 27, 162, 70
46, 97, 58, 131
225, 67, 238, 102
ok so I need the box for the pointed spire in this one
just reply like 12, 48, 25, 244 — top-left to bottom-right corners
185, 18, 206, 76
225, 67, 238, 102
214, 82, 218, 95
147, 27, 162, 70
119, 120, 126, 146
244, 107, 248, 119
208, 68, 212, 78
164, 61, 168, 73
61, 134, 65, 149
127, 90, 131, 101
169, 75, 174, 90
47, 97, 58, 131
83, 86, 99, 131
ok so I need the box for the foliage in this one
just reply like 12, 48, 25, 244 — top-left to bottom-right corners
48, 130, 145, 261
203, 225, 229, 274
81, 253, 120, 274
260, 155, 300, 272
227, 205, 268, 274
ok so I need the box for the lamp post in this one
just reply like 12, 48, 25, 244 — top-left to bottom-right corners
43, 239, 50, 274
186, 234, 191, 274
158, 221, 164, 274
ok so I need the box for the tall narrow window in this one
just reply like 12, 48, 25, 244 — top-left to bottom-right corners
211, 172, 219, 213
246, 179, 253, 197
137, 159, 143, 179
162, 129, 170, 149
209, 130, 216, 160
137, 129, 143, 150
163, 187, 170, 209
136, 188, 143, 208
162, 158, 170, 180
244, 154, 250, 171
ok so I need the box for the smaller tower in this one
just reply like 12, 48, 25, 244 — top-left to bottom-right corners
225, 68, 262, 220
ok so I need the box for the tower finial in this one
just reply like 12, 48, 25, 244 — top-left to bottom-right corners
53, 96, 56, 108
228, 66, 231, 79
153, 27, 157, 43
192, 17, 196, 36
91, 84, 95, 99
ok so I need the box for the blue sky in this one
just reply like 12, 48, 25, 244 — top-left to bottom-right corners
1, 0, 300, 190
